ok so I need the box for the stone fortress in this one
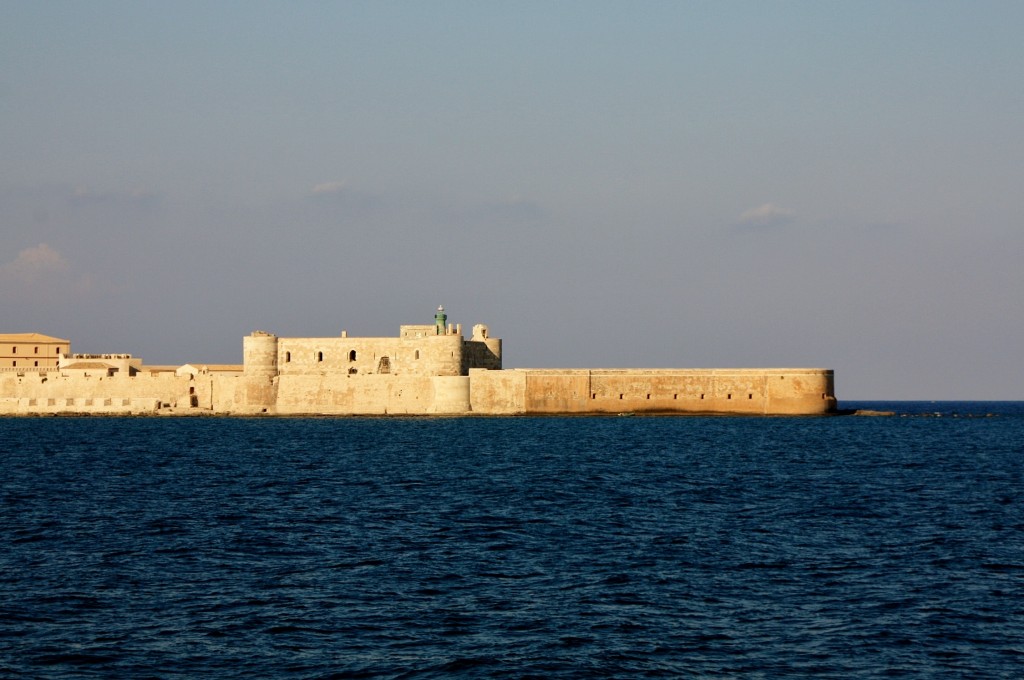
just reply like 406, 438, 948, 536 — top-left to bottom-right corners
1, 307, 837, 416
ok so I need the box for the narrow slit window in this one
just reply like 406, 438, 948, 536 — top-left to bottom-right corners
317, 351, 323, 362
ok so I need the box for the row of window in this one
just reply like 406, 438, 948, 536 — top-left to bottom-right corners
7, 346, 62, 355
595, 393, 757, 400
281, 350, 422, 363
10, 361, 42, 367
591, 392, 827, 400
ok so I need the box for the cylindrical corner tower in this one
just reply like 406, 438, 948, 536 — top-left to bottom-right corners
484, 337, 502, 369
243, 331, 279, 377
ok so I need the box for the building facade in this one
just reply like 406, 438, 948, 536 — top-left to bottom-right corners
0, 333, 69, 370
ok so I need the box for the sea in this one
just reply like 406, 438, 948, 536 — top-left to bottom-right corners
2, 401, 1022, 678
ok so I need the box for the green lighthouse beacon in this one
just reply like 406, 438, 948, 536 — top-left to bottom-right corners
435, 305, 447, 335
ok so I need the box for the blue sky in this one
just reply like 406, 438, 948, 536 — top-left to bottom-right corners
2, 1, 1022, 399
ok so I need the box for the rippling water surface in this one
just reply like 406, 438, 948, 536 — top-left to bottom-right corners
2, 403, 1023, 678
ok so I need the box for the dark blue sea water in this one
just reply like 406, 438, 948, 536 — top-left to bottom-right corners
2, 403, 1023, 678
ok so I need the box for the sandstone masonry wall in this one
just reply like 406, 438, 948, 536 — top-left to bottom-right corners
0, 321, 837, 416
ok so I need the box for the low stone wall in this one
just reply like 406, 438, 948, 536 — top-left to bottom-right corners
271, 374, 469, 415
1, 396, 161, 414
0, 367, 836, 416
0, 372, 189, 415
469, 369, 836, 416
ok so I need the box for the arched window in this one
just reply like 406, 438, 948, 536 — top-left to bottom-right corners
285, 351, 291, 363
349, 350, 357, 362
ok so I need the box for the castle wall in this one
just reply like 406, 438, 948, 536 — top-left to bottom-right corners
431, 376, 472, 414
271, 374, 465, 415
276, 335, 465, 378
0, 371, 191, 415
0, 367, 836, 416
469, 369, 836, 415
0, 321, 836, 417
462, 338, 501, 372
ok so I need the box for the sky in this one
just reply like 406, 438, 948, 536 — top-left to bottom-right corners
2, 1, 1022, 400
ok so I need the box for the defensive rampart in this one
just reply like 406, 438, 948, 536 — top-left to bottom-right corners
0, 314, 838, 416
470, 368, 836, 415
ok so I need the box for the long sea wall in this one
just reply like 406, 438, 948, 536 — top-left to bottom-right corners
0, 368, 836, 416
470, 368, 837, 415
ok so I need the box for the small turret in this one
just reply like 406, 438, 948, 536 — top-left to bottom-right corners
434, 305, 447, 335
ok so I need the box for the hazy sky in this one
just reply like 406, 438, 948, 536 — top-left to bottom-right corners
2, 1, 1022, 400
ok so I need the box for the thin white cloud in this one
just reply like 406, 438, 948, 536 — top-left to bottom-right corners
0, 243, 69, 284
737, 203, 796, 229
311, 180, 349, 195
0, 243, 95, 304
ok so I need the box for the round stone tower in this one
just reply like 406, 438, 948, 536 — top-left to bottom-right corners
472, 324, 502, 369
243, 331, 279, 377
